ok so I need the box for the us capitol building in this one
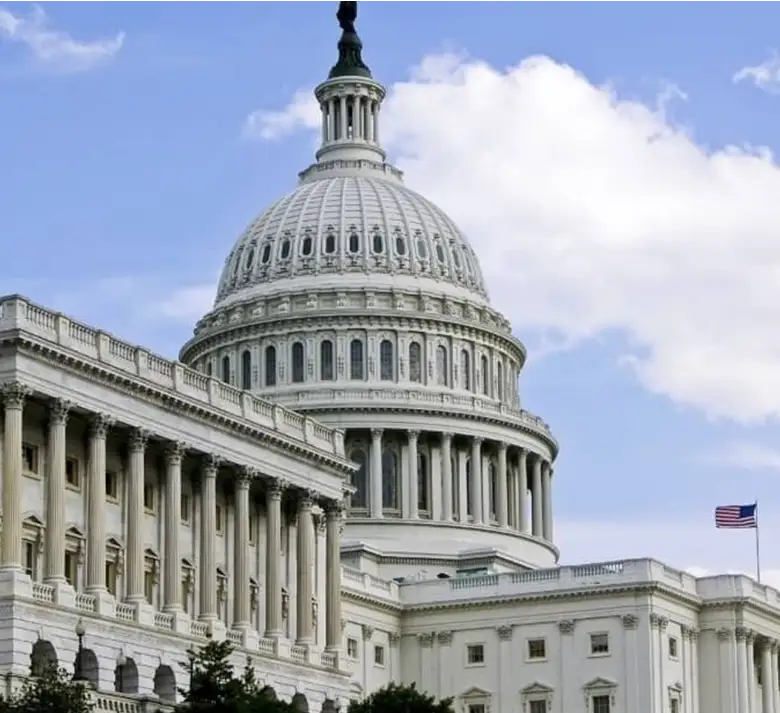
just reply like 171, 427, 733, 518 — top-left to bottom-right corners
0, 5, 778, 713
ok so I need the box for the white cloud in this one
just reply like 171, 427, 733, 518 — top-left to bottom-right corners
701, 441, 780, 472
250, 52, 780, 424
0, 5, 123, 73
157, 284, 216, 322
243, 89, 319, 141
734, 52, 780, 93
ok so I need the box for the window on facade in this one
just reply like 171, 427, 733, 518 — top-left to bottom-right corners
374, 645, 385, 666
416, 235, 428, 259
350, 448, 368, 509
372, 231, 384, 254
590, 633, 610, 655
280, 240, 291, 260
144, 571, 155, 604
380, 340, 394, 381
592, 696, 610, 713
497, 361, 503, 401
23, 540, 37, 579
221, 356, 230, 384
291, 342, 305, 383
452, 248, 462, 269
467, 706, 485, 713
409, 342, 422, 383
529, 703, 546, 713
436, 345, 448, 386
324, 231, 336, 254
206, 361, 213, 376
105, 470, 118, 500
265, 345, 277, 386
320, 340, 335, 381
417, 452, 429, 512
64, 552, 78, 587
395, 235, 406, 255
347, 638, 359, 658
22, 444, 38, 474
301, 234, 313, 256
466, 644, 484, 665
241, 350, 252, 390
144, 483, 155, 512
349, 231, 360, 254
261, 243, 272, 264
668, 636, 678, 659
481, 355, 489, 395
527, 638, 546, 660
244, 248, 255, 270
461, 350, 471, 390
435, 242, 446, 263
382, 449, 399, 510
66, 458, 79, 488
105, 561, 118, 596
350, 339, 364, 380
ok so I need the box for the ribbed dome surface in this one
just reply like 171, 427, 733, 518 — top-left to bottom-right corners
214, 175, 489, 307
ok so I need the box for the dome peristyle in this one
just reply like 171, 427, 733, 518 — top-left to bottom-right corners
214, 173, 489, 309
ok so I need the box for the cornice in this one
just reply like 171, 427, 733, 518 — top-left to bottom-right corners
8, 335, 353, 477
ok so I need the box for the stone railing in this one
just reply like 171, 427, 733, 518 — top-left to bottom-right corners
340, 566, 400, 601
0, 295, 345, 458
92, 690, 174, 712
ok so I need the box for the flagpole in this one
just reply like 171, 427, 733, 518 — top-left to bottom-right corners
755, 500, 762, 583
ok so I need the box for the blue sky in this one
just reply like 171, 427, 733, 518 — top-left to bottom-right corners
4, 2, 780, 581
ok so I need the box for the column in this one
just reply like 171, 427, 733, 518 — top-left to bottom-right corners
325, 500, 342, 651
762, 639, 773, 713
747, 632, 756, 713
542, 461, 554, 541
470, 438, 483, 525
233, 467, 252, 628
408, 430, 419, 519
199, 455, 219, 620
370, 429, 383, 518
264, 478, 285, 637
339, 95, 348, 139
86, 414, 112, 591
126, 429, 149, 601
441, 434, 453, 522
772, 641, 779, 713
45, 399, 70, 582
531, 455, 543, 537
518, 449, 529, 534
1, 382, 27, 569
507, 461, 516, 528
737, 627, 750, 713
163, 442, 184, 612
296, 490, 315, 645
496, 443, 508, 528
690, 629, 700, 713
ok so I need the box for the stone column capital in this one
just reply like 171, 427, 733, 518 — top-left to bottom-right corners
49, 399, 72, 426
472, 437, 483, 447
622, 614, 639, 630
735, 626, 750, 642
497, 624, 514, 641
716, 627, 733, 641
267, 477, 288, 499
389, 632, 402, 647
441, 432, 454, 444
1, 381, 29, 410
89, 413, 114, 439
408, 430, 420, 440
297, 490, 316, 510
129, 428, 151, 453
324, 499, 343, 518
362, 624, 374, 641
202, 454, 222, 476
498, 441, 508, 454
164, 441, 188, 465
236, 466, 256, 487
371, 428, 383, 440
557, 619, 575, 635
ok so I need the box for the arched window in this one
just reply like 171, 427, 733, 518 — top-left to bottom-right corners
265, 346, 277, 387
301, 234, 313, 256
261, 243, 272, 264
481, 355, 489, 396
348, 231, 360, 253
349, 448, 368, 509
461, 349, 471, 391
241, 350, 252, 390
409, 342, 422, 383
380, 340, 394, 381
417, 452, 429, 513
372, 231, 384, 254
436, 346, 448, 386
320, 340, 334, 381
291, 342, 305, 383
350, 339, 364, 380
382, 449, 399, 510
324, 231, 336, 254
221, 356, 230, 384
497, 361, 504, 401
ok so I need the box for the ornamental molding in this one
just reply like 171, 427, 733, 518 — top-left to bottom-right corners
437, 630, 453, 646
496, 625, 513, 641
418, 632, 434, 647
557, 619, 575, 635
621, 614, 639, 630
4, 336, 352, 477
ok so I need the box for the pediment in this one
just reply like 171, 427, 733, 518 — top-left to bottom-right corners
521, 682, 554, 695
144, 547, 159, 560
22, 515, 44, 529
461, 687, 491, 699
182, 557, 194, 569
583, 677, 617, 690
106, 536, 123, 550
65, 525, 85, 539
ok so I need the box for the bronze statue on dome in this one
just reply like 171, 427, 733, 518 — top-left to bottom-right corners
337, 2, 358, 35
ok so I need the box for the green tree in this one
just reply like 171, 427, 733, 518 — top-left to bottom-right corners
176, 640, 297, 713
2, 664, 93, 713
348, 683, 455, 713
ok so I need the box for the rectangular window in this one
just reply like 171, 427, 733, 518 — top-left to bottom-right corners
23, 541, 37, 579
592, 695, 611, 713
181, 492, 191, 523
143, 483, 155, 511
529, 703, 546, 713
64, 552, 77, 587
347, 638, 359, 659
467, 706, 485, 713
590, 633, 610, 655
374, 645, 385, 666
668, 636, 678, 659
249, 513, 256, 544
527, 638, 546, 660
105, 471, 118, 500
182, 578, 190, 613
144, 571, 154, 604
466, 644, 484, 665
65, 458, 79, 487
22, 444, 38, 474
105, 561, 117, 596
216, 505, 224, 534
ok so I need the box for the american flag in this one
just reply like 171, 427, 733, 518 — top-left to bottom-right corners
715, 503, 758, 529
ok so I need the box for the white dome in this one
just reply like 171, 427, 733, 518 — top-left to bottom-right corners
214, 173, 489, 309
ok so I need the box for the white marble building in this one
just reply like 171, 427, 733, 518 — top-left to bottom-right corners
0, 5, 779, 713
